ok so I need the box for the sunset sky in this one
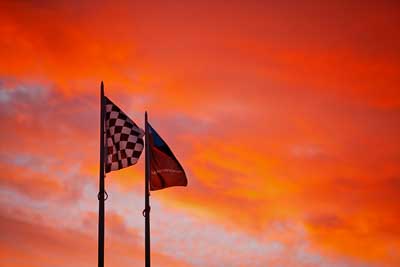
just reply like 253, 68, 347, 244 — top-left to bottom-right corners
1, 1, 400, 266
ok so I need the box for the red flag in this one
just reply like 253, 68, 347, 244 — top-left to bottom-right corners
147, 123, 188, 190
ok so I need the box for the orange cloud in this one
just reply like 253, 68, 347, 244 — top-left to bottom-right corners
0, 206, 194, 267
1, 1, 400, 266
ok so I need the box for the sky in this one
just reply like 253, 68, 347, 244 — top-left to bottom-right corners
0, 1, 399, 266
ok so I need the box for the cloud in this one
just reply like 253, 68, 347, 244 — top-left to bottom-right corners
0, 158, 82, 202
1, 1, 400, 266
0, 205, 194, 267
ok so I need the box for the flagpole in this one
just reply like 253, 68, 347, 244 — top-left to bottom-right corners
98, 81, 105, 267
144, 111, 151, 267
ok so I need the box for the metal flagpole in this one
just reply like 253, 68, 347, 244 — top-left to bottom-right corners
98, 81, 106, 267
144, 111, 151, 267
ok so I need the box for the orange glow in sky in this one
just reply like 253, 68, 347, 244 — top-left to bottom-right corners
0, 1, 399, 266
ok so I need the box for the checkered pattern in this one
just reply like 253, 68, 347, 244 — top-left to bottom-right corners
105, 97, 144, 173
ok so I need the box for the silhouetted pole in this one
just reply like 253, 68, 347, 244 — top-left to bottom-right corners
98, 81, 105, 267
144, 112, 151, 267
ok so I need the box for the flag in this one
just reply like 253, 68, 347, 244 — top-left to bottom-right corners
147, 123, 187, 190
105, 97, 144, 173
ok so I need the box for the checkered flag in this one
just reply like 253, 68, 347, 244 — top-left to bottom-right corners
105, 97, 144, 173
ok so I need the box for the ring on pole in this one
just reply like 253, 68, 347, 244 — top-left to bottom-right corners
142, 206, 151, 217
97, 191, 109, 201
